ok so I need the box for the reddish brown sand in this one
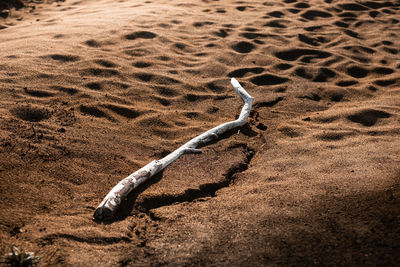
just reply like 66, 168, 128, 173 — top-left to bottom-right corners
0, 0, 399, 265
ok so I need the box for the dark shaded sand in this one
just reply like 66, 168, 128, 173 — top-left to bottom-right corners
0, 0, 399, 265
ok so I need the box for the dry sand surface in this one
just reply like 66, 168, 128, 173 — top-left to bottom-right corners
0, 0, 400, 265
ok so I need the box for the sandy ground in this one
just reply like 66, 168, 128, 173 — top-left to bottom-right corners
0, 0, 399, 265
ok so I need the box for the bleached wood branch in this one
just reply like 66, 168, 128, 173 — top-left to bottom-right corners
94, 78, 253, 221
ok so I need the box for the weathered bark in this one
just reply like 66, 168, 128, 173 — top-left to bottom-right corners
94, 78, 253, 221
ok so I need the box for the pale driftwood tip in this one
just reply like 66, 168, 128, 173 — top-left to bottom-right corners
94, 206, 113, 221
231, 77, 240, 88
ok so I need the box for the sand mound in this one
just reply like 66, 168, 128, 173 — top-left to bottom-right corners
0, 0, 399, 265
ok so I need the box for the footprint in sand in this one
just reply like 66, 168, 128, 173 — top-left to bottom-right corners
253, 97, 284, 108
316, 131, 353, 141
301, 10, 333, 20
240, 32, 267, 40
294, 2, 310, 9
347, 109, 391, 127
346, 66, 369, 78
324, 88, 347, 102
276, 63, 293, 70
264, 20, 289, 28
374, 78, 397, 87
343, 29, 361, 39
23, 87, 54, 98
294, 67, 313, 79
51, 86, 79, 95
336, 80, 358, 87
94, 59, 118, 68
213, 29, 229, 38
85, 82, 102, 90
84, 39, 101, 47
125, 31, 157, 40
133, 61, 152, 68
79, 105, 108, 118
124, 48, 151, 57
382, 46, 398, 55
298, 33, 328, 46
373, 67, 394, 75
275, 48, 332, 62
287, 8, 301, 14
173, 42, 193, 53
11, 105, 50, 122
47, 54, 80, 62
53, 34, 64, 39
250, 74, 289, 86
153, 96, 171, 106
228, 67, 264, 78
135, 73, 180, 85
338, 3, 368, 11
334, 20, 350, 28
81, 68, 119, 77
267, 11, 284, 18
103, 104, 141, 119
231, 41, 255, 53
153, 86, 179, 98
184, 94, 211, 102
192, 21, 214, 27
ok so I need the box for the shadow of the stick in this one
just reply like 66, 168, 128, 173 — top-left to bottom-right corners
95, 122, 257, 224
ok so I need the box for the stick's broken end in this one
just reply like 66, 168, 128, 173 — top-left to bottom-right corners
93, 205, 114, 222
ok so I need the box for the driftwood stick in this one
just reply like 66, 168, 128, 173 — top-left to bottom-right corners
94, 78, 253, 221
